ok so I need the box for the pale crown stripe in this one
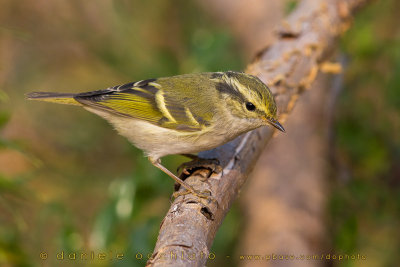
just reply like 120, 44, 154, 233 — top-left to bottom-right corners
230, 78, 248, 96
223, 75, 255, 100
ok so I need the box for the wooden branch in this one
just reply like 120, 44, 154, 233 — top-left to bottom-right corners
147, 0, 371, 266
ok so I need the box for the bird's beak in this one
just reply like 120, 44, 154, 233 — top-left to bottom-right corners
265, 117, 285, 132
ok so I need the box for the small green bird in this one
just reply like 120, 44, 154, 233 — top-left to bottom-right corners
27, 71, 284, 198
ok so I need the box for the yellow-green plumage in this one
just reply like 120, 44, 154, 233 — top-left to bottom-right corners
27, 71, 284, 196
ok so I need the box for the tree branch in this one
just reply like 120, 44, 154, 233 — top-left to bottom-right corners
147, 0, 371, 266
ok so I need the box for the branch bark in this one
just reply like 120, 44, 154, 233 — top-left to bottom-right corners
147, 0, 371, 266
239, 74, 332, 267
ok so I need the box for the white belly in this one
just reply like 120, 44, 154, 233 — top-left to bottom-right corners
85, 107, 260, 159
117, 118, 233, 158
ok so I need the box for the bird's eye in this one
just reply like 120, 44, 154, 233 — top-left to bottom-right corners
245, 102, 256, 111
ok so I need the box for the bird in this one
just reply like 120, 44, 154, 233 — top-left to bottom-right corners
27, 71, 284, 199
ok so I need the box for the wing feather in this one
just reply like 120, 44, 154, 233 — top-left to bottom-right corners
74, 79, 205, 132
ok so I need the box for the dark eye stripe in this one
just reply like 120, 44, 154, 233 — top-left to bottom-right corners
215, 81, 245, 102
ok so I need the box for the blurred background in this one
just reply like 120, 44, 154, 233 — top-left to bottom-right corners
0, 0, 399, 266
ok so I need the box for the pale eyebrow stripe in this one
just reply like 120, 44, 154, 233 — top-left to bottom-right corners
131, 87, 152, 94
215, 81, 245, 102
155, 91, 176, 123
230, 77, 248, 97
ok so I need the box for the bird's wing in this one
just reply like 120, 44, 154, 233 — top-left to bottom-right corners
74, 79, 207, 132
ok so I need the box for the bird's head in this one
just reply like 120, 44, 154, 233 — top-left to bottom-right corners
214, 71, 285, 132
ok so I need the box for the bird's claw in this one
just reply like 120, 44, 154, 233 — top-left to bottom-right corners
173, 189, 218, 207
177, 158, 222, 180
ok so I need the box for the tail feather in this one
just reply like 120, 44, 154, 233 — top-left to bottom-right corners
26, 92, 81, 106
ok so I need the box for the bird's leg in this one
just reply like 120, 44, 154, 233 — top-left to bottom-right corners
148, 157, 213, 200
178, 154, 222, 179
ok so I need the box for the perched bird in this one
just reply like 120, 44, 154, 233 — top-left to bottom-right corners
27, 71, 284, 198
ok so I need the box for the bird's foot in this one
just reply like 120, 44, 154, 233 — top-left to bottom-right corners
177, 157, 222, 180
171, 156, 222, 207
172, 188, 218, 207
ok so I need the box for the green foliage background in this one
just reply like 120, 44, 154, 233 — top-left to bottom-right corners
332, 0, 400, 266
0, 0, 399, 266
0, 1, 243, 266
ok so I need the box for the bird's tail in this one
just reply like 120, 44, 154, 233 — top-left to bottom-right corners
26, 92, 81, 106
